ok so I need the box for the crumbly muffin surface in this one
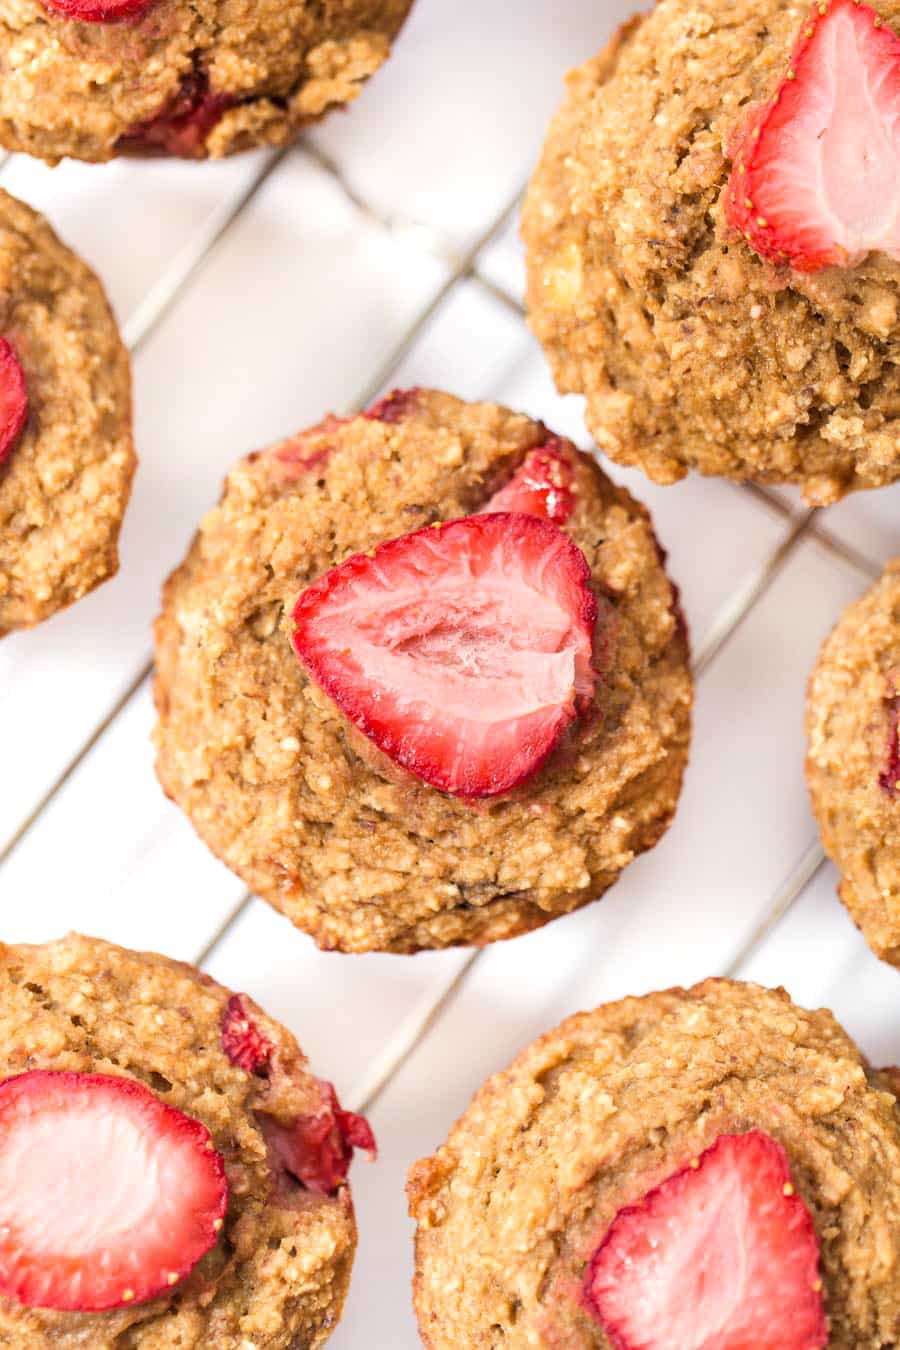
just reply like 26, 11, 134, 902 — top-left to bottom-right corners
152, 390, 692, 953
523, 0, 900, 504
0, 0, 413, 163
0, 933, 357, 1348
807, 560, 900, 965
0, 190, 134, 631
408, 979, 900, 1349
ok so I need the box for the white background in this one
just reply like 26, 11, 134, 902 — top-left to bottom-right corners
0, 2, 898, 1344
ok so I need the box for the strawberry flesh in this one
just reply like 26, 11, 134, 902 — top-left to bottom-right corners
0, 1070, 227, 1312
878, 670, 900, 798
725, 0, 900, 271
42, 0, 155, 19
486, 441, 576, 524
119, 74, 229, 157
221, 995, 275, 1075
584, 1131, 827, 1350
261, 1081, 376, 1197
292, 512, 598, 798
364, 388, 422, 424
0, 339, 28, 468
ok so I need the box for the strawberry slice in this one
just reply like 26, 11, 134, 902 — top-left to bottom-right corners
0, 339, 28, 468
0, 1071, 227, 1312
485, 441, 576, 524
879, 670, 900, 798
584, 1131, 827, 1350
291, 513, 598, 798
725, 0, 900, 271
41, 0, 155, 20
261, 1082, 376, 1197
221, 995, 275, 1075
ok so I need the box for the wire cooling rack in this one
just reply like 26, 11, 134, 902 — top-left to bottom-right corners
0, 1, 897, 1343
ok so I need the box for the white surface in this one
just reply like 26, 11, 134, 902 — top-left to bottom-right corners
0, 3, 897, 1347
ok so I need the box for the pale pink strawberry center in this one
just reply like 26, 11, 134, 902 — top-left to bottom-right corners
317, 567, 589, 724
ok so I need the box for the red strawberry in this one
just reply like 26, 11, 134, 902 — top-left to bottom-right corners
0, 1070, 227, 1312
364, 388, 421, 424
0, 340, 28, 468
879, 670, 900, 798
120, 75, 229, 157
261, 1082, 376, 1196
486, 441, 576, 525
584, 1131, 827, 1350
221, 995, 275, 1075
292, 513, 598, 798
42, 0, 155, 19
725, 0, 900, 271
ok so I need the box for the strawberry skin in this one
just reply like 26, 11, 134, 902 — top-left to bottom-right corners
0, 1070, 228, 1312
0, 339, 28, 468
725, 0, 900, 271
221, 995, 275, 1074
220, 996, 375, 1194
41, 0, 155, 20
584, 1131, 827, 1350
485, 441, 576, 525
291, 512, 598, 798
261, 1082, 377, 1197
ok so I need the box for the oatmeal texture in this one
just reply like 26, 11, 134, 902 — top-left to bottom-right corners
807, 560, 900, 966
408, 979, 900, 1349
152, 390, 692, 954
0, 190, 134, 631
0, 933, 357, 1348
523, 0, 900, 504
0, 0, 414, 163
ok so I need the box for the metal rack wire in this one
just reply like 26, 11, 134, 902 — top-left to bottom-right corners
0, 133, 891, 1119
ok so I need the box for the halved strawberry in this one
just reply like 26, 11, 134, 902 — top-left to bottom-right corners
584, 1131, 827, 1350
0, 1070, 227, 1312
292, 513, 598, 798
221, 995, 274, 1075
879, 670, 900, 798
42, 0, 155, 19
0, 339, 28, 468
725, 0, 900, 271
261, 1082, 376, 1197
485, 440, 576, 525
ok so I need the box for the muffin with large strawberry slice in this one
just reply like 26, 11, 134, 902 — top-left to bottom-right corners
409, 979, 900, 1348
807, 560, 900, 966
0, 189, 135, 631
0, 0, 413, 163
152, 389, 692, 953
524, 0, 900, 504
0, 932, 373, 1347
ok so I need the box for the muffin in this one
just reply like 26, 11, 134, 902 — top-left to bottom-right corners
409, 978, 900, 1349
0, 0, 414, 163
807, 560, 900, 966
0, 190, 135, 632
152, 389, 692, 954
0, 932, 373, 1347
523, 0, 900, 504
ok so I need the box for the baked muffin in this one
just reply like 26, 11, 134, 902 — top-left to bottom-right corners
0, 0, 414, 163
524, 0, 900, 504
807, 561, 900, 966
0, 190, 135, 632
0, 932, 373, 1347
152, 389, 692, 954
409, 978, 900, 1349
